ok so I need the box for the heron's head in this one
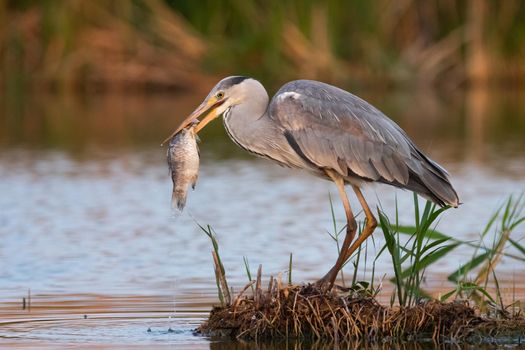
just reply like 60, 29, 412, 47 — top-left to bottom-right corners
163, 76, 266, 144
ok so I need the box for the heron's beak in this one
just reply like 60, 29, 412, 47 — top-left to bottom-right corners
161, 97, 225, 145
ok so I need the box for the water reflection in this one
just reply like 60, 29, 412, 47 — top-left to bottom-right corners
1, 87, 525, 348
209, 338, 508, 350
2, 88, 525, 162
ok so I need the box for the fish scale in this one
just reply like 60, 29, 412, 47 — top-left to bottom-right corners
166, 126, 200, 211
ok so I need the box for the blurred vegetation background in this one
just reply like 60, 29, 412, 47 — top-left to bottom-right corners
2, 0, 525, 93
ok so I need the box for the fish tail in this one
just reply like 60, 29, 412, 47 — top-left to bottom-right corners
191, 174, 198, 190
172, 188, 188, 211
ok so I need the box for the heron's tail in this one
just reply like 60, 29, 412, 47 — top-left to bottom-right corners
404, 156, 460, 208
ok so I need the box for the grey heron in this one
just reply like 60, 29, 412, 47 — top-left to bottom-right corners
166, 76, 459, 289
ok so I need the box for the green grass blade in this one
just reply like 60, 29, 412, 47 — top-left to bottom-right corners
475, 286, 496, 303
420, 237, 451, 254
288, 252, 293, 285
509, 239, 525, 256
455, 282, 495, 303
396, 225, 451, 241
243, 256, 255, 294
482, 207, 502, 238
502, 195, 513, 229
492, 270, 504, 310
440, 289, 457, 302
198, 224, 230, 305
329, 192, 337, 237
447, 251, 491, 282
399, 243, 460, 279
413, 193, 420, 230
378, 208, 404, 306
419, 205, 450, 237
509, 217, 525, 231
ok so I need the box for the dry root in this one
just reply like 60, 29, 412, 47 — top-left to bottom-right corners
197, 280, 525, 343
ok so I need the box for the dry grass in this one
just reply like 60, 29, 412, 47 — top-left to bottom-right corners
3, 0, 214, 92
197, 196, 525, 344
4, 1, 525, 91
197, 273, 525, 343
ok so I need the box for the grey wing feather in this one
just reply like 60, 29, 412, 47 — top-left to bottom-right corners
269, 80, 459, 207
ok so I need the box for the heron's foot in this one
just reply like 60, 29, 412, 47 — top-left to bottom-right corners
314, 270, 337, 293
314, 276, 329, 289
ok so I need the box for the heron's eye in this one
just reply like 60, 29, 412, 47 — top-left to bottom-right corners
215, 91, 225, 99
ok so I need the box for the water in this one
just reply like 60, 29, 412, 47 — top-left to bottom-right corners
1, 87, 525, 348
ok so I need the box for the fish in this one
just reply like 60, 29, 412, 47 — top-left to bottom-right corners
166, 125, 200, 211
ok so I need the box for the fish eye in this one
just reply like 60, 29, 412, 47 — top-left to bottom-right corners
215, 91, 224, 99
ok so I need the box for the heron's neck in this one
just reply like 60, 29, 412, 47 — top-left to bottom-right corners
223, 94, 271, 154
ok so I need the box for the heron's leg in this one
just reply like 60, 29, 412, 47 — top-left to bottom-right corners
316, 170, 357, 289
341, 186, 377, 262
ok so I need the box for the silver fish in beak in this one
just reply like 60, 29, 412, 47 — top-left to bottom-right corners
166, 125, 200, 211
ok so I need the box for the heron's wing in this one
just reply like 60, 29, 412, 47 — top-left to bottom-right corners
269, 80, 452, 193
